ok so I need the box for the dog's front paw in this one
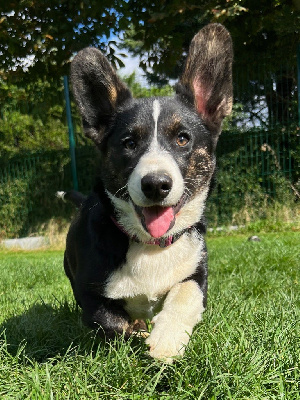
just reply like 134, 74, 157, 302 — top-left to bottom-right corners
126, 319, 149, 339
145, 318, 192, 363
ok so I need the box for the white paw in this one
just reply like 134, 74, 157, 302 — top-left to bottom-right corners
145, 319, 192, 363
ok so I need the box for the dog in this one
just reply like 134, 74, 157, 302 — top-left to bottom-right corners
64, 23, 233, 362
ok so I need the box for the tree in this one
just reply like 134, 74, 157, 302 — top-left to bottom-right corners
122, 0, 300, 82
2, 0, 299, 87
0, 0, 128, 83
1, 0, 299, 125
122, 72, 174, 98
121, 0, 299, 127
0, 77, 90, 156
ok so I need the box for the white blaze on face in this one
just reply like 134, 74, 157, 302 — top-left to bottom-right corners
151, 99, 160, 151
128, 100, 185, 207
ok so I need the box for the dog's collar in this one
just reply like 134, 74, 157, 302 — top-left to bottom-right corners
111, 216, 192, 248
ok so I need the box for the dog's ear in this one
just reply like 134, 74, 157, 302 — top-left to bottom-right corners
176, 24, 233, 134
71, 48, 132, 145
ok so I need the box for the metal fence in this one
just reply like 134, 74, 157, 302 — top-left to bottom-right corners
1, 127, 298, 237
0, 60, 299, 237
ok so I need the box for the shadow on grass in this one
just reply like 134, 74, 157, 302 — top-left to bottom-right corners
1, 301, 94, 362
0, 301, 147, 364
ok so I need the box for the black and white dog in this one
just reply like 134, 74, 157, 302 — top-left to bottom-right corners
64, 23, 233, 362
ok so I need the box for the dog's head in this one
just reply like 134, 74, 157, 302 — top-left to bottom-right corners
71, 24, 233, 242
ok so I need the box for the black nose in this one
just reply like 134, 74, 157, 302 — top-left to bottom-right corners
141, 173, 173, 201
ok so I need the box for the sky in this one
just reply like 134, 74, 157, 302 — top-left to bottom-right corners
118, 54, 144, 78
112, 40, 148, 86
104, 31, 149, 85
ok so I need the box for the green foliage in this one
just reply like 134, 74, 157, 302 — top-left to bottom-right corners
0, 147, 99, 239
0, 78, 88, 157
1, 77, 63, 116
206, 124, 300, 226
2, 0, 299, 90
0, 179, 29, 240
122, 0, 299, 83
0, 110, 69, 155
121, 72, 174, 98
222, 103, 247, 131
0, 0, 127, 83
1, 141, 298, 239
0, 64, 299, 239
0, 233, 299, 398
206, 172, 297, 227
0, 151, 71, 239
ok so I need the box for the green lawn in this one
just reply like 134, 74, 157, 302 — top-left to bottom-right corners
0, 232, 299, 399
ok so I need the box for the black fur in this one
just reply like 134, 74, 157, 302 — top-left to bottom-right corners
63, 24, 233, 357
64, 193, 131, 336
57, 190, 87, 207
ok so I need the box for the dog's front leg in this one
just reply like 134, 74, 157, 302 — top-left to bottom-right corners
146, 280, 205, 362
80, 293, 133, 339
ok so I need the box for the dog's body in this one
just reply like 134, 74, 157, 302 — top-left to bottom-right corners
64, 24, 233, 361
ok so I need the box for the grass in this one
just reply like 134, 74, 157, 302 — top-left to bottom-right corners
0, 232, 299, 399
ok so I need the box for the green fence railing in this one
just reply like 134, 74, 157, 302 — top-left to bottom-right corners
1, 126, 298, 238
1, 56, 299, 237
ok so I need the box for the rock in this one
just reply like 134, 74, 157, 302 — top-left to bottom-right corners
248, 235, 261, 242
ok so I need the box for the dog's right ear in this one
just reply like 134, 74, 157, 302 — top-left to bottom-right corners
71, 48, 132, 145
176, 24, 233, 136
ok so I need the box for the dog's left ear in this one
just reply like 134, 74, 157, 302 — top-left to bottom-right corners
71, 47, 132, 145
176, 23, 233, 134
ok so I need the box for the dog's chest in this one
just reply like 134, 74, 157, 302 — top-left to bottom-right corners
104, 231, 204, 319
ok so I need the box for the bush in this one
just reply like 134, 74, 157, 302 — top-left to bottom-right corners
0, 148, 98, 239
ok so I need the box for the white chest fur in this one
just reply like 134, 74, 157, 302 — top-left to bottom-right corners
104, 230, 204, 319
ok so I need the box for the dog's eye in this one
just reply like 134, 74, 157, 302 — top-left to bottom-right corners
123, 138, 136, 150
176, 133, 190, 147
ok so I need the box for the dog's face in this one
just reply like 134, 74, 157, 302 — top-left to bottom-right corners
71, 24, 233, 241
99, 96, 216, 239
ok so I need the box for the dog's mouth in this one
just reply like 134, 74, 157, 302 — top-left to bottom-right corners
134, 196, 186, 238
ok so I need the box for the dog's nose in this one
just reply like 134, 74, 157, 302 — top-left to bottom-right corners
141, 173, 173, 201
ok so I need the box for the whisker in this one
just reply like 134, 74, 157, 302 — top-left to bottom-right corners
184, 188, 193, 198
184, 177, 199, 183
184, 180, 197, 190
88, 202, 101, 211
114, 184, 128, 197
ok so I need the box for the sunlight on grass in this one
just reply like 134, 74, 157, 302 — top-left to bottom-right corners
0, 233, 299, 399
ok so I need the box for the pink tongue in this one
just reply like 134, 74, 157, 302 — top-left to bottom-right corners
142, 206, 174, 238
